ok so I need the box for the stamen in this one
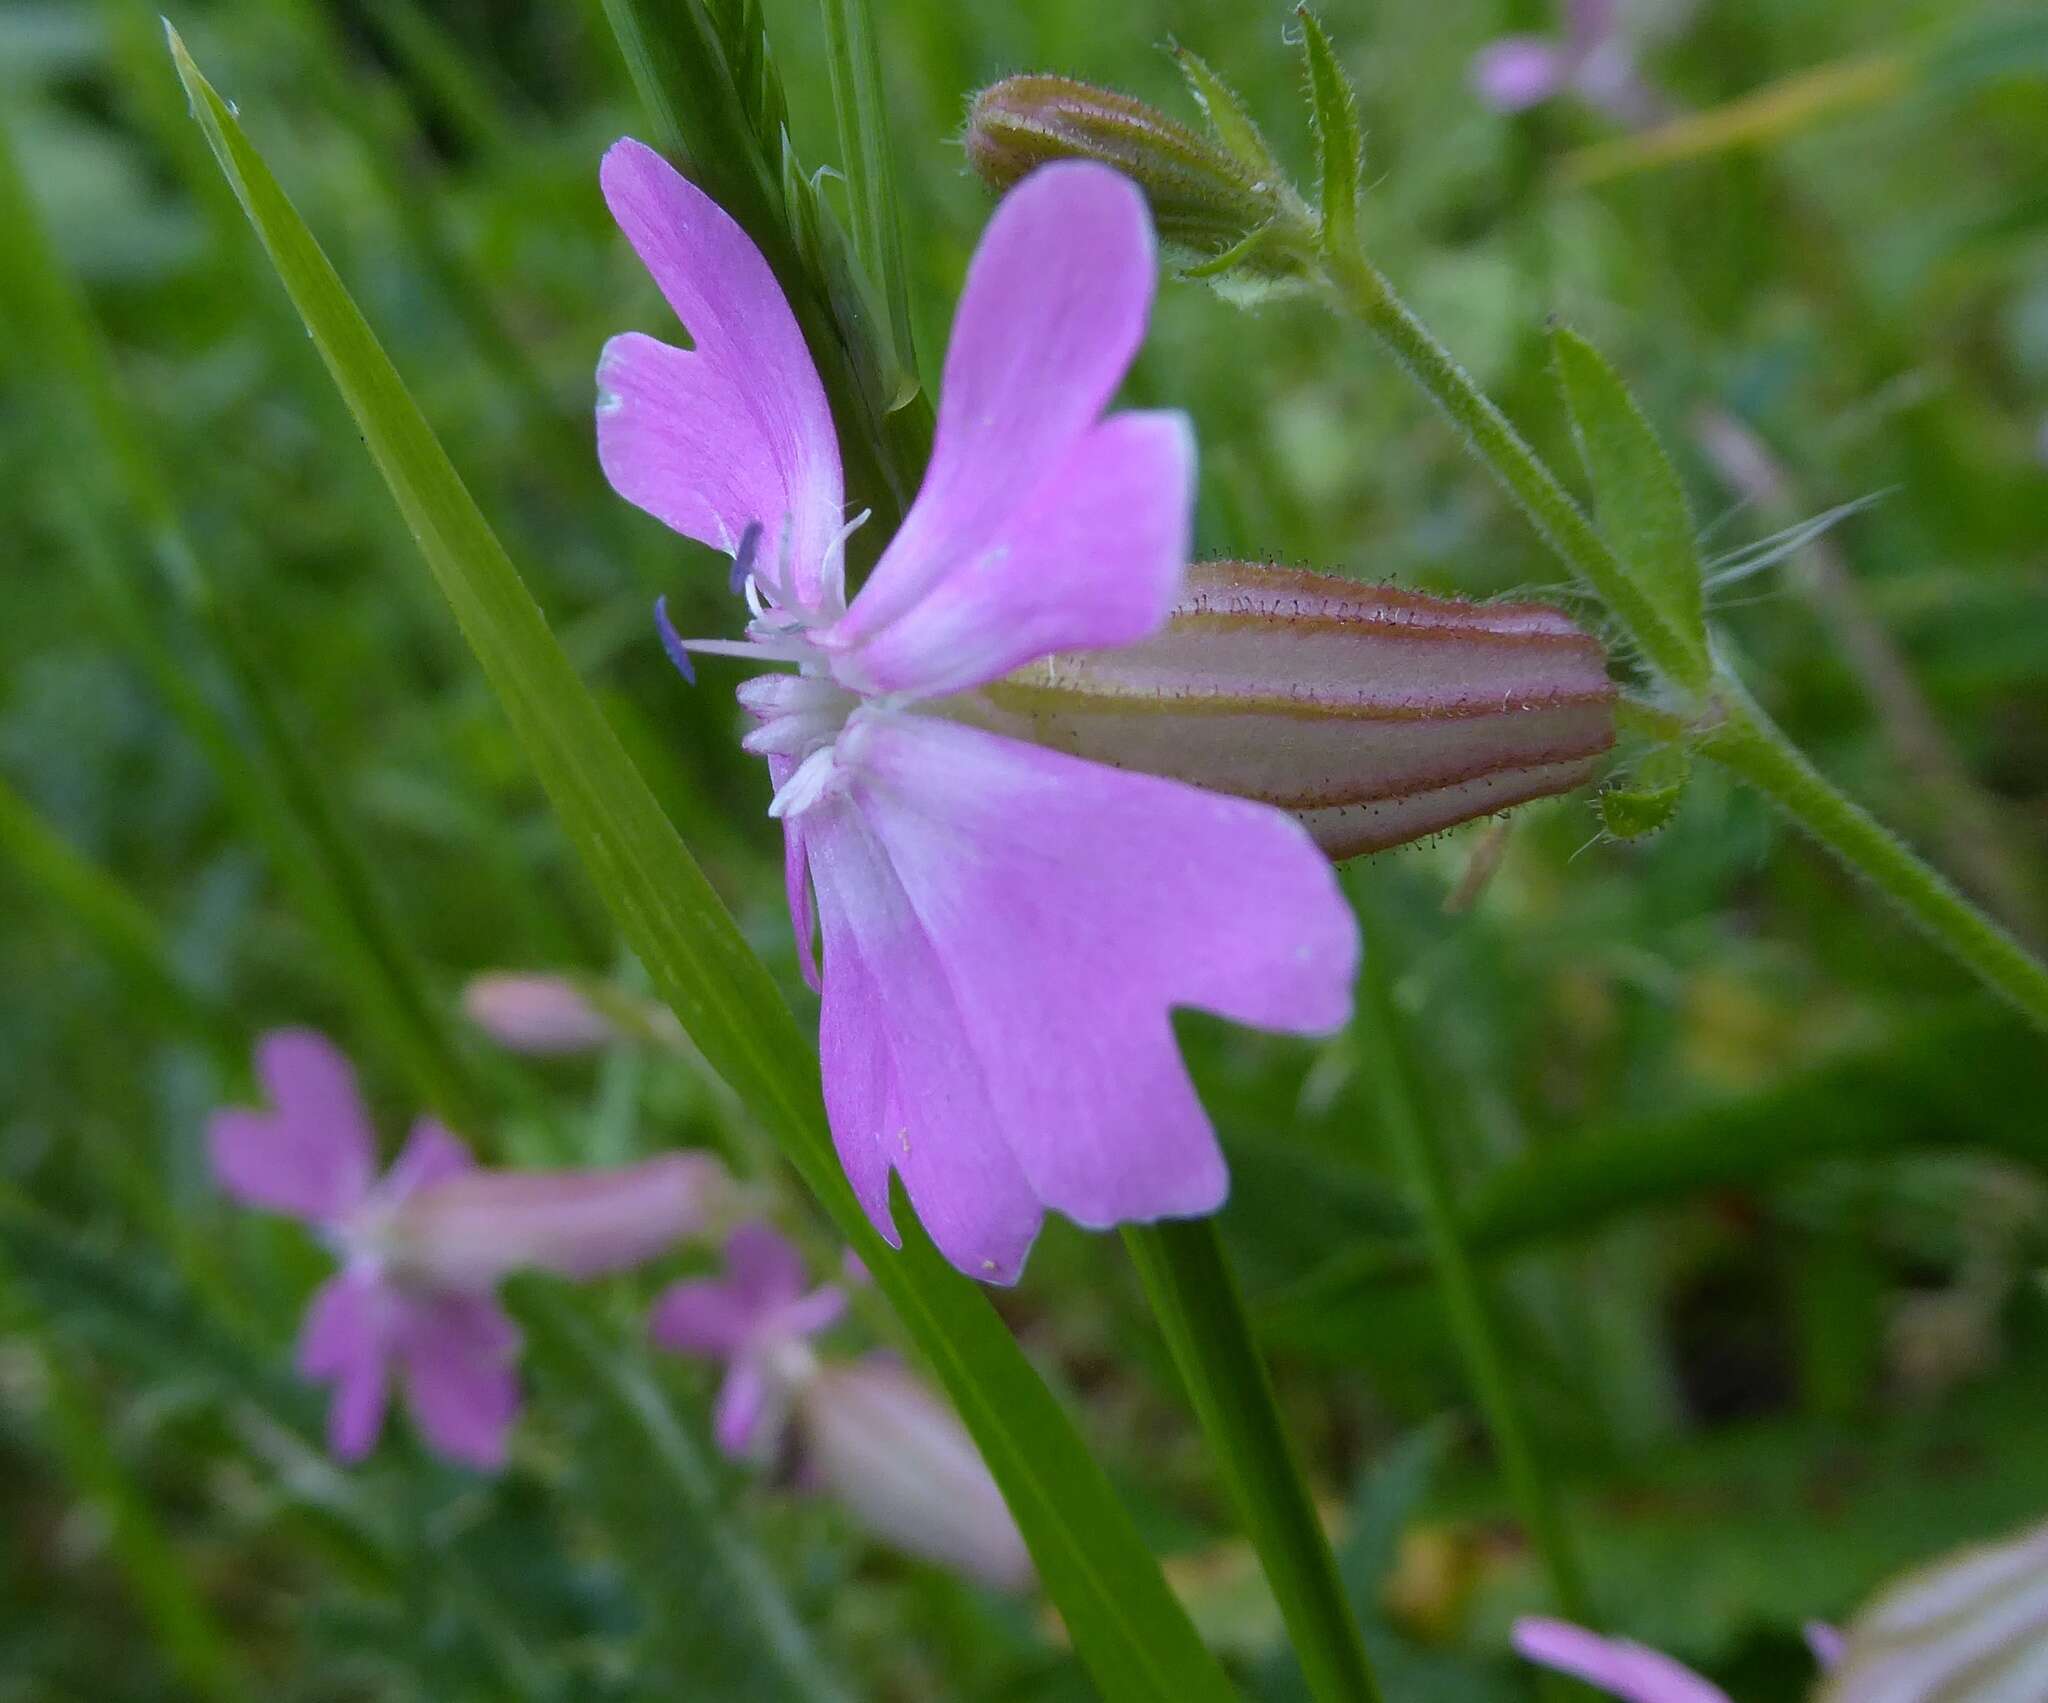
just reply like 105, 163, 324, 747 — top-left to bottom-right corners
728, 519, 765, 598
653, 596, 695, 685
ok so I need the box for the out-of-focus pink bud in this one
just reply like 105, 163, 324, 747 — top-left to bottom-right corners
463, 973, 619, 1053
462, 972, 684, 1055
386, 1152, 732, 1290
795, 1356, 1033, 1593
964, 560, 1615, 860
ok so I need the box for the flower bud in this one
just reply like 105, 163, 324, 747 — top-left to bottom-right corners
965, 76, 1316, 291
794, 1355, 1033, 1592
462, 972, 682, 1055
964, 560, 1615, 860
1825, 1516, 2048, 1702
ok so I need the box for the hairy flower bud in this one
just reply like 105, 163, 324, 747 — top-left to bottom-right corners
965, 76, 1316, 291
964, 561, 1615, 860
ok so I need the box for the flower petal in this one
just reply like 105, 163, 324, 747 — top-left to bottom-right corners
1512, 1619, 1732, 1703
378, 1116, 475, 1202
830, 162, 1161, 656
393, 1291, 522, 1470
1470, 37, 1569, 110
725, 1221, 809, 1311
296, 1269, 394, 1462
391, 1153, 724, 1290
806, 801, 1046, 1283
713, 1360, 775, 1459
648, 1277, 759, 1359
827, 410, 1194, 699
813, 713, 1358, 1275
209, 1029, 377, 1223
597, 139, 844, 613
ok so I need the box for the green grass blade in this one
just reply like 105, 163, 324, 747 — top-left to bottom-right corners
0, 771, 238, 1061
0, 1266, 254, 1703
819, 0, 918, 397
167, 35, 1236, 1700
516, 1286, 856, 1703
1125, 1220, 1383, 1703
0, 108, 483, 1127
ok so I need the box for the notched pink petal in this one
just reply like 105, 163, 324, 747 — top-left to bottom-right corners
807, 805, 1045, 1283
811, 714, 1357, 1271
209, 1028, 377, 1223
379, 1116, 475, 1203
296, 1269, 394, 1462
835, 162, 1159, 645
393, 1291, 522, 1471
826, 410, 1194, 699
1512, 1618, 1732, 1703
597, 139, 844, 612
391, 1153, 726, 1290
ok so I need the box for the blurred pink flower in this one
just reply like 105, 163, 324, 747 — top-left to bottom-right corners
210, 1029, 724, 1467
647, 1221, 845, 1458
650, 1225, 1030, 1589
1471, 0, 1665, 125
595, 140, 1357, 1284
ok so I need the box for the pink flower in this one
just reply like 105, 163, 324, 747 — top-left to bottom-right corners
1471, 0, 1664, 126
647, 1221, 846, 1459
209, 1029, 725, 1468
595, 140, 1359, 1283
651, 1225, 1031, 1589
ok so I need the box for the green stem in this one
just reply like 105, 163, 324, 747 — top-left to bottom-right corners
1700, 682, 2048, 1027
1318, 233, 2048, 1031
1358, 954, 1593, 1624
1317, 240, 1708, 695
1125, 1219, 1384, 1703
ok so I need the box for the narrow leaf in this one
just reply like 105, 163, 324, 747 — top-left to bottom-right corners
1173, 43, 1287, 182
167, 34, 1235, 1702
1550, 326, 1709, 679
1295, 7, 1362, 257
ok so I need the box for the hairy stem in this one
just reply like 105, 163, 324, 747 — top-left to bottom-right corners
1700, 682, 2048, 1026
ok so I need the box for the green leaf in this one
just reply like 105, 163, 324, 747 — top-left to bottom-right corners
1173, 43, 1288, 183
1295, 8, 1362, 258
167, 34, 1235, 1702
1550, 325, 1710, 682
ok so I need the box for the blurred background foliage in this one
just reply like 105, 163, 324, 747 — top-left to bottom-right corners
2, 0, 2045, 1697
